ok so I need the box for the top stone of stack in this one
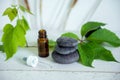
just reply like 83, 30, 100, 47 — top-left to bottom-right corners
57, 37, 78, 47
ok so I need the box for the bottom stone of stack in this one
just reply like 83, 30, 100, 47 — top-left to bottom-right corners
52, 50, 79, 64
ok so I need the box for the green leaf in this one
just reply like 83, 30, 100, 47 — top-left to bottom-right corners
3, 24, 13, 32
3, 8, 12, 15
16, 18, 30, 34
2, 24, 17, 60
14, 22, 26, 47
87, 29, 120, 47
16, 19, 26, 34
81, 22, 106, 37
1, 5, 31, 60
2, 24, 14, 41
78, 41, 117, 67
11, 5, 17, 7
3, 7, 18, 21
78, 43, 95, 67
2, 19, 29, 60
0, 45, 4, 52
22, 16, 30, 31
49, 40, 56, 48
19, 5, 26, 12
19, 5, 32, 14
61, 32, 79, 40
13, 18, 29, 47
88, 42, 117, 62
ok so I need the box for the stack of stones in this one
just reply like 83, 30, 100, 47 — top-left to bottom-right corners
52, 37, 79, 64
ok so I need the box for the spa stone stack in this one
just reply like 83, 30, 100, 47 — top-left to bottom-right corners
52, 37, 79, 64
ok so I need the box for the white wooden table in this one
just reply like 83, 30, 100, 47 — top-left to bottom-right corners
0, 46, 120, 80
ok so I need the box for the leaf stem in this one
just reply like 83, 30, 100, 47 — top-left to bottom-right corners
26, 40, 28, 47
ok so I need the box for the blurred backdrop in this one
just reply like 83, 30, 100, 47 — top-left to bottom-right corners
0, 0, 120, 46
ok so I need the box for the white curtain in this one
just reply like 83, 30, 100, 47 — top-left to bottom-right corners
0, 0, 102, 46
4, 0, 120, 46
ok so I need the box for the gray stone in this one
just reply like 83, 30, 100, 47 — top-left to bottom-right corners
55, 45, 77, 54
52, 50, 79, 64
57, 37, 78, 47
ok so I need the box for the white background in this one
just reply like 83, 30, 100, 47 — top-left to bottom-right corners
0, 0, 120, 46
0, 0, 120, 31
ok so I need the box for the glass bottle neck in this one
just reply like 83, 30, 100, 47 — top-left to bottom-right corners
39, 29, 47, 38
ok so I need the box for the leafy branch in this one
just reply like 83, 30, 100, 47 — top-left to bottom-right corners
49, 22, 120, 67
0, 5, 32, 60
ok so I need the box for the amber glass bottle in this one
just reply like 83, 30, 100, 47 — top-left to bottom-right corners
38, 29, 49, 57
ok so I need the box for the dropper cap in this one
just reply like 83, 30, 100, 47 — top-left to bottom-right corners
23, 56, 38, 67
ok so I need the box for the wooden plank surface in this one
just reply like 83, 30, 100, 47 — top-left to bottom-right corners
0, 71, 120, 80
0, 47, 120, 72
